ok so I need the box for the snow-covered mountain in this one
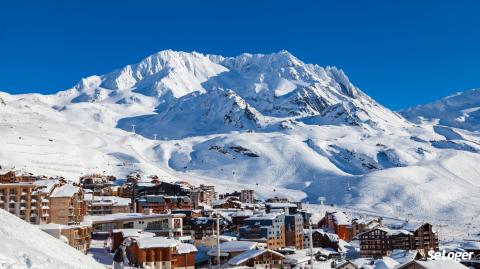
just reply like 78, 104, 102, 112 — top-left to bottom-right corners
1, 50, 480, 230
401, 88, 480, 131
0, 210, 103, 269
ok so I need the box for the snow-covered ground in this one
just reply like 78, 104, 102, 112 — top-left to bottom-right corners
0, 50, 479, 240
0, 209, 104, 269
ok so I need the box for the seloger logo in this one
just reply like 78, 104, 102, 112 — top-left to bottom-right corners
427, 250, 474, 262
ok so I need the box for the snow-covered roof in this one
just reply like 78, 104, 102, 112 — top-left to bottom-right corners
50, 184, 80, 198
33, 179, 59, 194
136, 237, 178, 249
177, 243, 198, 254
266, 202, 297, 208
112, 229, 155, 239
330, 211, 350, 225
228, 249, 284, 266
135, 237, 197, 253
90, 196, 131, 206
245, 213, 282, 221
207, 241, 258, 255
412, 260, 469, 269
389, 249, 418, 264
84, 212, 185, 224
373, 257, 398, 269
231, 211, 254, 217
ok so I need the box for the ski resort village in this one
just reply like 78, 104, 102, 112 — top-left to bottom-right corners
0, 50, 480, 269
0, 169, 478, 269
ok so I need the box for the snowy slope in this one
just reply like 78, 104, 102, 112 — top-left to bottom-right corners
0, 50, 480, 233
0, 209, 104, 269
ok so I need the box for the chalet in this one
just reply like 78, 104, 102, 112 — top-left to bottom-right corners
207, 240, 259, 265
127, 237, 197, 269
49, 184, 86, 225
110, 228, 155, 251
84, 212, 185, 237
0, 170, 37, 183
170, 209, 203, 236
80, 174, 115, 195
136, 195, 193, 214
211, 196, 242, 209
39, 223, 92, 253
189, 217, 226, 241
304, 229, 340, 251
358, 227, 412, 258
319, 211, 352, 241
351, 217, 382, 238
227, 248, 285, 268
265, 202, 298, 215
358, 223, 438, 259
231, 210, 254, 233
239, 213, 286, 250
84, 195, 131, 215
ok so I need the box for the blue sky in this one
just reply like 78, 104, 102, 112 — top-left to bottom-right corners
0, 0, 479, 109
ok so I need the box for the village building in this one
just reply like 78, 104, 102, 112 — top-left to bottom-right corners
127, 237, 197, 269
227, 248, 285, 268
39, 223, 92, 253
304, 229, 340, 251
239, 213, 286, 250
189, 216, 226, 242
190, 184, 216, 208
80, 174, 115, 195
84, 212, 185, 237
351, 217, 382, 238
219, 191, 241, 200
265, 202, 299, 215
49, 184, 86, 225
0, 182, 51, 224
170, 209, 203, 236
207, 240, 259, 265
319, 211, 352, 241
240, 189, 254, 204
358, 223, 438, 258
0, 170, 38, 183
84, 195, 131, 215
110, 228, 156, 251
231, 210, 254, 233
211, 196, 242, 209
285, 214, 304, 250
136, 195, 193, 214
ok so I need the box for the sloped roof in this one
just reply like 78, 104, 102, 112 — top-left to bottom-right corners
228, 249, 284, 266
50, 184, 80, 198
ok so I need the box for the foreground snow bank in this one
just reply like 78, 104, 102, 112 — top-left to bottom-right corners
0, 209, 104, 269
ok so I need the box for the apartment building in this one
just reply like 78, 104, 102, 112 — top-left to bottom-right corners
358, 223, 438, 258
85, 212, 185, 237
240, 189, 254, 204
136, 195, 193, 214
190, 184, 216, 208
85, 195, 130, 215
239, 213, 286, 250
39, 223, 92, 253
127, 237, 197, 269
285, 214, 304, 249
0, 182, 51, 224
49, 184, 86, 225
